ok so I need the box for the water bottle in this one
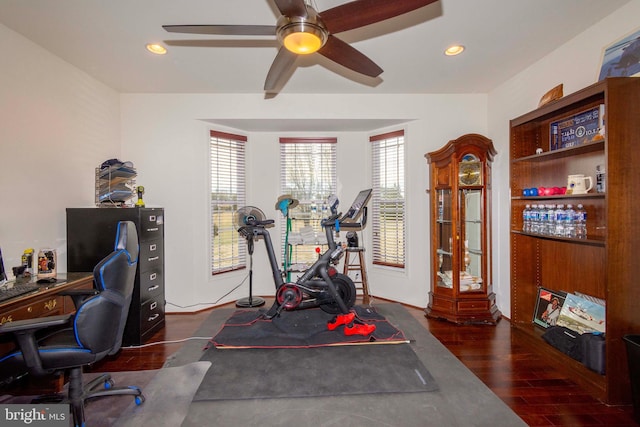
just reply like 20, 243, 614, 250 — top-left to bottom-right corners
538, 204, 548, 235
554, 204, 565, 237
564, 204, 576, 238
576, 204, 587, 239
547, 205, 557, 235
530, 204, 538, 233
534, 204, 543, 234
522, 204, 531, 232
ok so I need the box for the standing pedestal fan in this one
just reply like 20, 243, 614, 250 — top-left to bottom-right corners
234, 206, 267, 308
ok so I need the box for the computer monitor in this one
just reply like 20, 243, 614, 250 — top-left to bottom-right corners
0, 247, 7, 284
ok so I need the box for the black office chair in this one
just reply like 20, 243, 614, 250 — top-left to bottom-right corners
0, 220, 144, 426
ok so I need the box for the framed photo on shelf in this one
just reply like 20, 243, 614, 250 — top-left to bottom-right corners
598, 27, 640, 81
557, 293, 606, 334
533, 287, 567, 329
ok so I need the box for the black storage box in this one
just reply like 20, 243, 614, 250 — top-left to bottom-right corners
542, 326, 583, 361
581, 332, 605, 375
542, 326, 605, 375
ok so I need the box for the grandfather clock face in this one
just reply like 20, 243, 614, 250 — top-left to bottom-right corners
458, 153, 482, 187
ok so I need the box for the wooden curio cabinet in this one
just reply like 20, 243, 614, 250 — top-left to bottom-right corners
425, 133, 501, 324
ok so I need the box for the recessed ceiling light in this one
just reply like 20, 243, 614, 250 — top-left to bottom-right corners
444, 45, 465, 56
146, 44, 167, 55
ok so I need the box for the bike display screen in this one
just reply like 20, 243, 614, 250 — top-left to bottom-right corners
341, 189, 372, 222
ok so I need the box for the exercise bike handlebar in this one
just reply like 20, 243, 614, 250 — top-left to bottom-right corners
319, 206, 368, 231
320, 213, 341, 227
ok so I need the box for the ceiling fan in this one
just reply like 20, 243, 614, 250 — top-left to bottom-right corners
163, 0, 438, 93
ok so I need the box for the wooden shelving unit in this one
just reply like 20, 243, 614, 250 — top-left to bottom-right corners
509, 77, 640, 404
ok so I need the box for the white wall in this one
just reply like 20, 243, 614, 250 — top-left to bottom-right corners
119, 94, 487, 311
487, 0, 640, 317
2, 0, 636, 315
0, 24, 120, 274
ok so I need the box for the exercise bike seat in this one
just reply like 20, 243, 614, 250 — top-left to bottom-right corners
247, 219, 275, 227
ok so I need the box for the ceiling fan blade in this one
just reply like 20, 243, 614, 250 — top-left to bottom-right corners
273, 0, 308, 17
162, 25, 276, 36
317, 35, 382, 78
264, 47, 297, 92
164, 39, 279, 48
320, 0, 438, 34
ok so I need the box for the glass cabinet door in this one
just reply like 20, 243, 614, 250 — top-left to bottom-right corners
460, 189, 483, 292
436, 189, 453, 289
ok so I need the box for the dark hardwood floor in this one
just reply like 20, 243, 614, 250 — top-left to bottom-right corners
92, 297, 637, 427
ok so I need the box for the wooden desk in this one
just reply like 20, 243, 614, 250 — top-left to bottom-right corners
0, 273, 93, 394
0, 273, 94, 325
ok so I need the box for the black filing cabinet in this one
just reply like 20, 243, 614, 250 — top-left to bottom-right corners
66, 208, 166, 346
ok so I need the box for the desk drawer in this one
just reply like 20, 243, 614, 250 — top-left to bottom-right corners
1, 296, 64, 325
139, 238, 163, 270
140, 267, 164, 301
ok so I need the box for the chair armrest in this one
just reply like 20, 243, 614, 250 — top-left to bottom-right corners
0, 314, 74, 376
0, 314, 73, 334
59, 289, 100, 309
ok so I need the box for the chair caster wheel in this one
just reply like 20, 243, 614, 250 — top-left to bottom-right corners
135, 394, 145, 406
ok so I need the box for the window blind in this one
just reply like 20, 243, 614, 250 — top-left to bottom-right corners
279, 137, 337, 265
371, 130, 406, 269
210, 130, 246, 274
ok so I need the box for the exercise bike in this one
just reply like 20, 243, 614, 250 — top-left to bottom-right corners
235, 189, 375, 335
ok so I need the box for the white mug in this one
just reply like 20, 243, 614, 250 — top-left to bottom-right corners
567, 174, 593, 194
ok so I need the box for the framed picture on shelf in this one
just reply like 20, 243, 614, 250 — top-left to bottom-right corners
598, 27, 640, 81
533, 287, 567, 329
557, 293, 606, 334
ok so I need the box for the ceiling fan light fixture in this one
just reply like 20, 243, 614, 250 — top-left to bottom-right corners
277, 12, 328, 55
282, 27, 324, 54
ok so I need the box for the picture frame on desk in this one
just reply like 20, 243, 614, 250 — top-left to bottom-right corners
598, 26, 640, 80
533, 287, 567, 329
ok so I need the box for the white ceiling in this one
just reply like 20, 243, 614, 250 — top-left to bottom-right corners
0, 0, 631, 97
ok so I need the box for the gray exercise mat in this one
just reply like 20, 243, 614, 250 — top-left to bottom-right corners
194, 343, 437, 401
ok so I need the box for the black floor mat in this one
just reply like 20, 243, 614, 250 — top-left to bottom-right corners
210, 305, 407, 348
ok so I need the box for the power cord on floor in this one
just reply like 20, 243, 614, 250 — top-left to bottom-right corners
165, 272, 249, 310
122, 336, 212, 349
122, 273, 251, 349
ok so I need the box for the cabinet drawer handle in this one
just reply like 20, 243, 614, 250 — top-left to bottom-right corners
150, 301, 157, 310
148, 314, 159, 322
148, 256, 159, 262
149, 273, 157, 280
149, 215, 156, 222
149, 244, 157, 251
147, 285, 159, 292
147, 227, 159, 232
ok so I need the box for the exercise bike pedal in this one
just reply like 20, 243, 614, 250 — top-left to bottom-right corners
327, 312, 356, 331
